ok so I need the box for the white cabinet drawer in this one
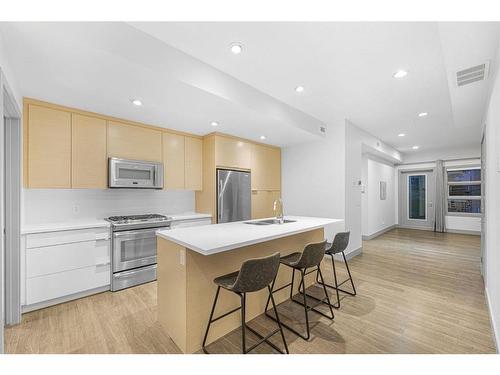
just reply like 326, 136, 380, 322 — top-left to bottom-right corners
171, 218, 212, 229
26, 227, 110, 249
26, 265, 110, 305
26, 239, 110, 278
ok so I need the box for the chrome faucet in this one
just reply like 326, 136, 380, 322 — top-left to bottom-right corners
273, 198, 284, 224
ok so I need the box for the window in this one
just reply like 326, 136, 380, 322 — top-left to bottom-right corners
446, 167, 481, 215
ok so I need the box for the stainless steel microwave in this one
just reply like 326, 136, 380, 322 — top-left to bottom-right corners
109, 158, 164, 189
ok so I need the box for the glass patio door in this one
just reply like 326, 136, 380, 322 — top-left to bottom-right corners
400, 171, 435, 229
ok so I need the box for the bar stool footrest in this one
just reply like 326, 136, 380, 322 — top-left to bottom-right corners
245, 324, 286, 354
318, 280, 357, 296
265, 309, 311, 341
291, 294, 334, 320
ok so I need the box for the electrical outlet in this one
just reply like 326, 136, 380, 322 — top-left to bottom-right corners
179, 249, 186, 266
72, 204, 80, 214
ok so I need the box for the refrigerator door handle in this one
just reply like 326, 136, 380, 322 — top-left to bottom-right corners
218, 179, 223, 222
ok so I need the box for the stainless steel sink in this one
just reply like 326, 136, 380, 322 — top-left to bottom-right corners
244, 219, 297, 225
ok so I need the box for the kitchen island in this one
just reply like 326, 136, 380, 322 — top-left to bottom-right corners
156, 216, 342, 353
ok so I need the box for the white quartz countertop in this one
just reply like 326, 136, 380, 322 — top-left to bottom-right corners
21, 212, 212, 234
156, 216, 343, 256
169, 213, 212, 221
21, 220, 111, 234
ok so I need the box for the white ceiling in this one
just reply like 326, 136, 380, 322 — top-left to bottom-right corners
0, 22, 324, 147
1, 22, 499, 154
131, 22, 500, 155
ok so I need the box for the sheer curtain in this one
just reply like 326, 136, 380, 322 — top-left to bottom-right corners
434, 160, 446, 232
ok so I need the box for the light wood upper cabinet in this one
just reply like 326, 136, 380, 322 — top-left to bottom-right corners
107, 121, 162, 162
215, 136, 251, 170
163, 132, 185, 190
72, 114, 107, 189
251, 190, 281, 219
185, 136, 203, 191
27, 105, 71, 188
251, 144, 281, 191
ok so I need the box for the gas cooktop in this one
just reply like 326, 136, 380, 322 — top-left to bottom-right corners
106, 214, 171, 224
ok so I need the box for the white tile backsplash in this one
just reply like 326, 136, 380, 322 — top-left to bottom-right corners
23, 189, 195, 224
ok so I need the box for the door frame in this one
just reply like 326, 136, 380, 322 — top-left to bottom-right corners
480, 129, 487, 278
405, 172, 428, 223
398, 168, 435, 230
1, 68, 22, 354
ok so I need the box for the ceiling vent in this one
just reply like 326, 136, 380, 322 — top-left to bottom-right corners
456, 61, 490, 87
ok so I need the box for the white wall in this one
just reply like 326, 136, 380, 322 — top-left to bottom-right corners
0, 30, 21, 109
395, 158, 481, 233
362, 156, 396, 237
281, 122, 346, 242
345, 121, 401, 254
483, 40, 500, 350
22, 189, 195, 225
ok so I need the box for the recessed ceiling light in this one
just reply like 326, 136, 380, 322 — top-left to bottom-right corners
295, 85, 305, 93
412, 145, 419, 150
260, 135, 266, 140
398, 133, 406, 137
418, 112, 428, 117
393, 70, 408, 79
131, 99, 142, 106
230, 43, 243, 55
210, 121, 219, 127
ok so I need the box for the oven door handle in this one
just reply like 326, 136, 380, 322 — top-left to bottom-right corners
113, 229, 159, 240
114, 264, 157, 278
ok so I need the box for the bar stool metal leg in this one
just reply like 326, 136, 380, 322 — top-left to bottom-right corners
317, 266, 335, 318
202, 286, 222, 354
330, 254, 340, 308
314, 251, 357, 308
295, 267, 335, 320
300, 270, 311, 340
267, 285, 289, 354
267, 266, 334, 341
241, 293, 246, 354
205, 284, 289, 354
203, 252, 288, 354
342, 251, 357, 295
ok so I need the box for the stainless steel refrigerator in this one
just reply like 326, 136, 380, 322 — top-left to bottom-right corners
217, 169, 251, 223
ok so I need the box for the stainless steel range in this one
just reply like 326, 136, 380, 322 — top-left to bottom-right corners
106, 214, 172, 291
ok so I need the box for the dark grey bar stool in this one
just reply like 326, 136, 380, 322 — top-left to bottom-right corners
202, 252, 289, 354
315, 231, 356, 308
264, 241, 334, 341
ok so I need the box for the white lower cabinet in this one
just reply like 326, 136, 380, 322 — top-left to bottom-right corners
26, 265, 110, 305
27, 239, 110, 278
22, 226, 111, 309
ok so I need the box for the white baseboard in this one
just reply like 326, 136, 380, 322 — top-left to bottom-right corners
362, 225, 396, 240
21, 285, 110, 314
345, 246, 362, 260
485, 287, 499, 353
323, 246, 362, 263
396, 224, 433, 231
445, 229, 481, 236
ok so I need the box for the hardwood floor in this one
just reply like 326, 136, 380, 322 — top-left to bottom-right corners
5, 228, 496, 354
